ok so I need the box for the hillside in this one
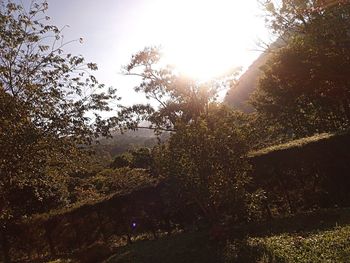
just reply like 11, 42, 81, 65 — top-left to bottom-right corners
104, 209, 350, 263
224, 39, 285, 112
95, 129, 169, 158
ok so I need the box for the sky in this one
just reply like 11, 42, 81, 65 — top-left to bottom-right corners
21, 0, 272, 108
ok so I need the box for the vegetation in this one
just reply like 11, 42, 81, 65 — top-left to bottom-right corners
249, 132, 334, 157
117, 46, 237, 133
1, 0, 350, 262
153, 105, 260, 224
251, 225, 350, 263
0, 1, 117, 262
105, 231, 219, 263
104, 209, 350, 263
252, 0, 350, 138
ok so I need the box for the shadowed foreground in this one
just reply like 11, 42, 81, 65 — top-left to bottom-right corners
103, 209, 350, 263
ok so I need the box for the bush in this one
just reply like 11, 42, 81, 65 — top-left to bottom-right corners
154, 105, 263, 224
249, 225, 350, 263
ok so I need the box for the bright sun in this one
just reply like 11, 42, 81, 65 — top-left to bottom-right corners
143, 0, 267, 81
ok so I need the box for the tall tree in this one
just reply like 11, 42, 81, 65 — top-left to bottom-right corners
153, 105, 259, 224
252, 0, 350, 137
120, 47, 257, 225
0, 1, 117, 261
118, 46, 237, 133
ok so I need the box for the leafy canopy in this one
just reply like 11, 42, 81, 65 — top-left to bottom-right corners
0, 0, 118, 223
153, 105, 261, 223
118, 46, 237, 133
252, 0, 350, 137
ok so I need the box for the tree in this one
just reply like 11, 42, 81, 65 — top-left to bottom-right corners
119, 47, 260, 225
153, 105, 259, 224
110, 147, 153, 170
118, 46, 237, 133
92, 167, 156, 196
0, 1, 117, 261
110, 153, 132, 169
252, 0, 350, 137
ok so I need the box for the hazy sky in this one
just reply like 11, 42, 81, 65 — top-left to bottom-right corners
21, 0, 272, 107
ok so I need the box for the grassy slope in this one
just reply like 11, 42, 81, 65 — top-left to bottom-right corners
104, 231, 221, 263
104, 209, 350, 263
250, 225, 350, 263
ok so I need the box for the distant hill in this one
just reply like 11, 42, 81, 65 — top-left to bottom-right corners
224, 39, 285, 112
95, 129, 168, 158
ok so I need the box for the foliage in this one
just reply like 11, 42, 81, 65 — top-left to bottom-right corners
116, 47, 255, 226
118, 46, 237, 133
221, 208, 350, 263
250, 225, 350, 263
250, 131, 350, 215
0, 91, 69, 220
6, 181, 165, 262
252, 0, 350, 138
249, 132, 333, 157
95, 129, 161, 157
92, 167, 156, 196
5, 0, 350, 261
0, 2, 118, 261
129, 148, 153, 169
104, 209, 350, 263
110, 147, 153, 170
105, 231, 220, 263
261, 0, 349, 37
153, 105, 259, 223
110, 153, 132, 169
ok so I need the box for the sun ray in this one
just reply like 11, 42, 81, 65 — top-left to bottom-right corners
144, 0, 266, 81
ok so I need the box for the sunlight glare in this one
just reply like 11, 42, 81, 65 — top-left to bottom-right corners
148, 0, 265, 81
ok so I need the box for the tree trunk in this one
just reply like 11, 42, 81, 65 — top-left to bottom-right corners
342, 99, 350, 122
97, 210, 108, 243
264, 201, 273, 219
0, 228, 11, 263
126, 233, 132, 245
277, 169, 294, 214
279, 178, 294, 214
44, 224, 56, 257
151, 228, 158, 240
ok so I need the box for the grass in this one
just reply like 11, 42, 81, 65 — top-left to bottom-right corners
104, 231, 221, 263
248, 133, 334, 157
104, 225, 350, 263
104, 209, 350, 263
247, 225, 350, 263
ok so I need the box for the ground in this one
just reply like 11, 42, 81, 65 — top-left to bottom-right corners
46, 208, 350, 263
